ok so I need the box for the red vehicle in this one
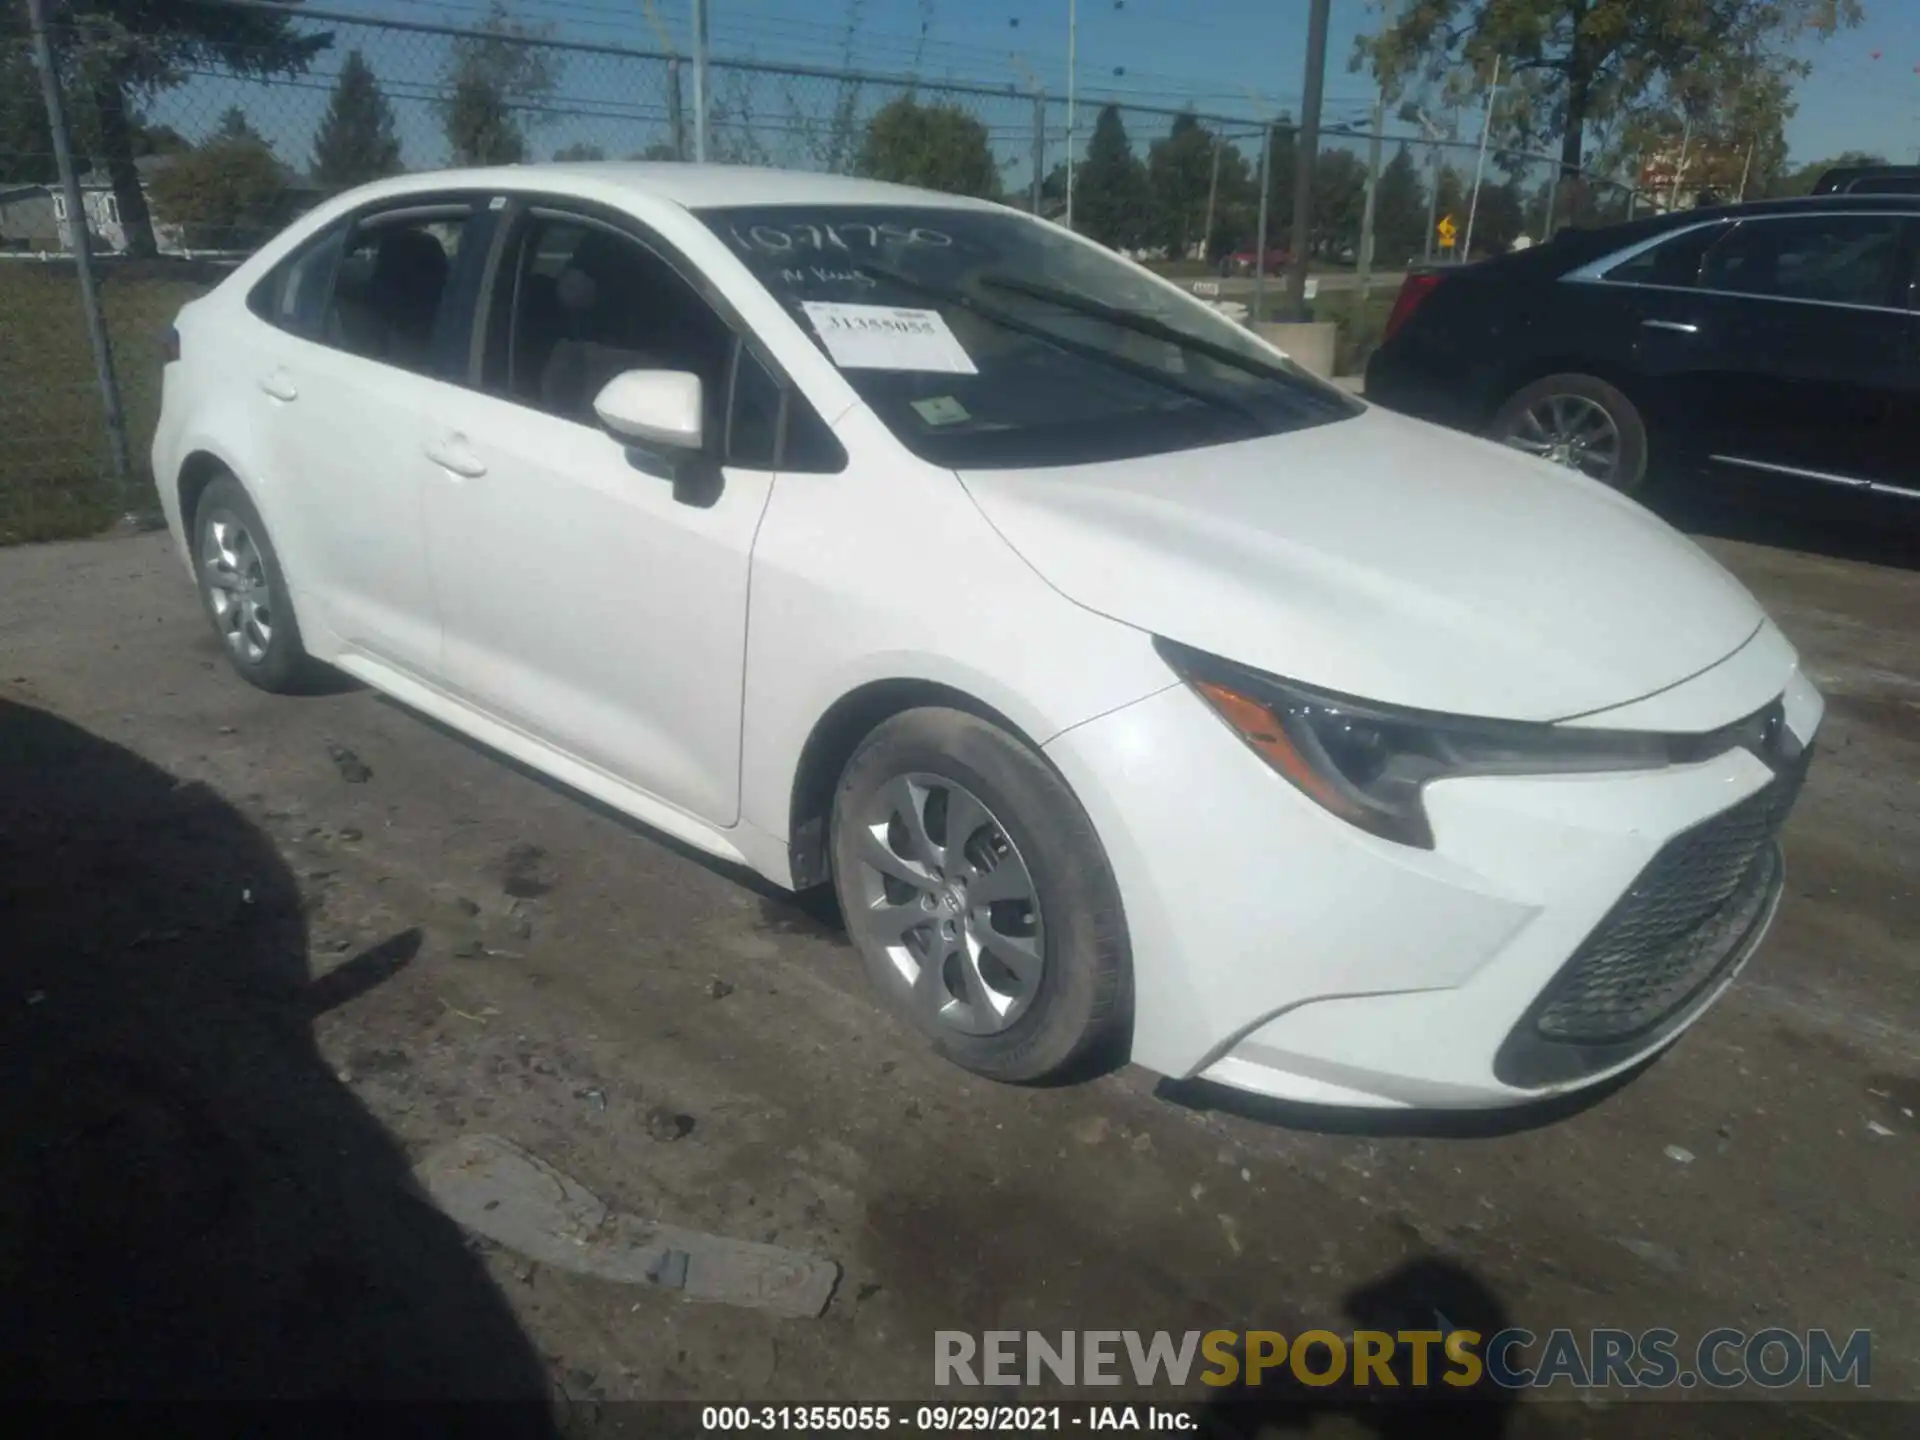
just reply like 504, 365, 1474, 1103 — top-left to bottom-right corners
1225, 246, 1293, 274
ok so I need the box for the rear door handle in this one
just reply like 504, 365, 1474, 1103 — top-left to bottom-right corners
425, 435, 487, 479
257, 370, 298, 402
1640, 319, 1700, 334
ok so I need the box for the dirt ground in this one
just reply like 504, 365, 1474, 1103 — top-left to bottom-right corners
0, 491, 1913, 1434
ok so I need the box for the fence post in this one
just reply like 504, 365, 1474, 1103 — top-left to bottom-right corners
1030, 91, 1046, 215
668, 56, 687, 161
691, 0, 710, 162
25, 0, 132, 502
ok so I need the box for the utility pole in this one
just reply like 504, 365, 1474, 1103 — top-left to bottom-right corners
1254, 120, 1272, 324
1737, 138, 1755, 200
1463, 55, 1500, 259
1358, 88, 1384, 300
1201, 131, 1222, 266
1284, 0, 1332, 320
1065, 0, 1078, 230
26, 0, 130, 494
691, 0, 710, 163
1031, 92, 1047, 215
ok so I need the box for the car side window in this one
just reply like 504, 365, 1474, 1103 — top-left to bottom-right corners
484, 216, 736, 445
321, 209, 474, 375
482, 211, 845, 470
247, 223, 347, 336
1601, 226, 1720, 289
1697, 215, 1904, 307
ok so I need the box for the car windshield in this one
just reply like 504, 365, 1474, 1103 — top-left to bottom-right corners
698, 203, 1357, 469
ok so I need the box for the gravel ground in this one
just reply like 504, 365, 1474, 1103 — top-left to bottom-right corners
0, 500, 1913, 1434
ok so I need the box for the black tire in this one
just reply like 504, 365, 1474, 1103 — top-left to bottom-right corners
1489, 372, 1649, 492
190, 473, 317, 694
829, 707, 1131, 1083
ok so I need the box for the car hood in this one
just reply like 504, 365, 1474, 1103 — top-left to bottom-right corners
957, 406, 1765, 722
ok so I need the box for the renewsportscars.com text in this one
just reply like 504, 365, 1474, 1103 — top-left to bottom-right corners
934, 1327, 1872, 1391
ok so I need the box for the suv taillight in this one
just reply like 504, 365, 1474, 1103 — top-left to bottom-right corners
1381, 272, 1443, 345
161, 325, 180, 363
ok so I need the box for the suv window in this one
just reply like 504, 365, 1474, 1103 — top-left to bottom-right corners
322, 208, 474, 374
482, 212, 842, 470
1698, 214, 1904, 307
1602, 225, 1722, 289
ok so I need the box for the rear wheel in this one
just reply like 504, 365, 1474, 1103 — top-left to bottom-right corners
829, 708, 1130, 1083
191, 474, 317, 693
1490, 373, 1648, 492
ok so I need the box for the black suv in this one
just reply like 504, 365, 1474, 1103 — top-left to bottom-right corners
1364, 194, 1920, 502
1813, 164, 1920, 196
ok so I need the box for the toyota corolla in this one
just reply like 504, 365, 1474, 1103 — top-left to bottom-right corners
152, 164, 1822, 1109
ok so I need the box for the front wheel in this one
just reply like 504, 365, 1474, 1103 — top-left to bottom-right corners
829, 707, 1131, 1083
1490, 373, 1649, 492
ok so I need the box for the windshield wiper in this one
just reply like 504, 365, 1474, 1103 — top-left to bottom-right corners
850, 263, 1264, 429
976, 272, 1349, 411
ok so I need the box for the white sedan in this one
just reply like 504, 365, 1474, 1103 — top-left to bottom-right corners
153, 164, 1822, 1109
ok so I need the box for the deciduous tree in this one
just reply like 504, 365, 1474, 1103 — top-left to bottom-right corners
438, 1, 560, 167
1357, 1, 1858, 227
856, 96, 999, 199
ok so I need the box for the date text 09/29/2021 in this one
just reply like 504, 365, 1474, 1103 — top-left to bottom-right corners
701, 1407, 1190, 1432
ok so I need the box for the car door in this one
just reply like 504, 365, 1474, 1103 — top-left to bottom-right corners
1602, 211, 1917, 489
246, 195, 496, 678
419, 203, 798, 826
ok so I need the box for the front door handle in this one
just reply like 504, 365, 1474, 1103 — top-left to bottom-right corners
425, 435, 488, 479
257, 370, 298, 402
1640, 319, 1700, 334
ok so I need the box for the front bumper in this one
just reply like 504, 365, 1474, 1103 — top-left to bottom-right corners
1042, 638, 1823, 1110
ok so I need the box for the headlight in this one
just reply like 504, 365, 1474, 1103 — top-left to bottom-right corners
1154, 637, 1674, 848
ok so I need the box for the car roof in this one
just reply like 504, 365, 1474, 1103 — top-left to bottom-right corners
326, 162, 1009, 215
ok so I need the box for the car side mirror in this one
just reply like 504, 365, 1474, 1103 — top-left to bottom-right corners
593, 370, 704, 452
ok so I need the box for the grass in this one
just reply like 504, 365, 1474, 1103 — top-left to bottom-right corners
1310, 287, 1397, 377
0, 264, 212, 545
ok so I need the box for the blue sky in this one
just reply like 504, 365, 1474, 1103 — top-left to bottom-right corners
167, 1, 1920, 173
419, 0, 1920, 161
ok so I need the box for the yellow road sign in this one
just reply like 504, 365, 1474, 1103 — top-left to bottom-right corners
1436, 214, 1458, 249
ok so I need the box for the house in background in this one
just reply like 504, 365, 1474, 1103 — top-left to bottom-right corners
0, 156, 185, 254
1, 152, 328, 256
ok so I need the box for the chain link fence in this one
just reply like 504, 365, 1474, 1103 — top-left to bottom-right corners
2, 0, 1646, 541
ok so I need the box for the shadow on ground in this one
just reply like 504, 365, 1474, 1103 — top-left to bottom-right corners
1653, 479, 1918, 571
0, 697, 552, 1412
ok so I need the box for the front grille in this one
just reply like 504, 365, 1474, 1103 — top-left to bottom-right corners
1530, 749, 1809, 1046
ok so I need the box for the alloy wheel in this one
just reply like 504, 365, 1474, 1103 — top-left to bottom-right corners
201, 509, 273, 665
1500, 393, 1623, 484
847, 773, 1046, 1037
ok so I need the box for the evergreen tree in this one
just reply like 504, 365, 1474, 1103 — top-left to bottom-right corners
1075, 105, 1148, 251
1372, 144, 1427, 264
312, 49, 402, 190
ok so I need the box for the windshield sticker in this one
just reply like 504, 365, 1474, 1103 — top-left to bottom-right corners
801, 302, 979, 375
910, 395, 971, 427
729, 221, 953, 258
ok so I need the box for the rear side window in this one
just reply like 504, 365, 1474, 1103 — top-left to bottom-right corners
324, 209, 475, 376
1601, 226, 1722, 289
1698, 215, 1904, 307
247, 223, 347, 335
